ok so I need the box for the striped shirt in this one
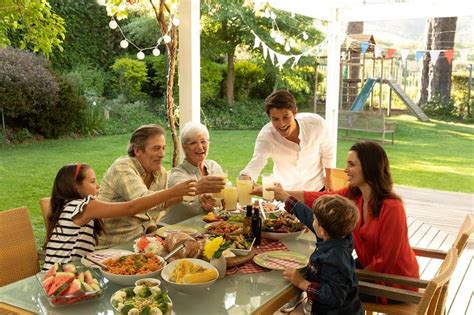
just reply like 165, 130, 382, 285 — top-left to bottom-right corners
43, 196, 95, 271
97, 156, 167, 249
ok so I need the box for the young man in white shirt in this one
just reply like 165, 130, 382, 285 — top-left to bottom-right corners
240, 90, 335, 191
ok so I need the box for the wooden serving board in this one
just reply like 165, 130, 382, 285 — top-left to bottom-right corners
226, 247, 256, 268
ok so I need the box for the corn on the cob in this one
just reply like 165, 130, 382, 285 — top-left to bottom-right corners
183, 269, 218, 284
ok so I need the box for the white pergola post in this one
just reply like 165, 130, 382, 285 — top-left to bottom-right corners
178, 0, 201, 127
325, 9, 342, 168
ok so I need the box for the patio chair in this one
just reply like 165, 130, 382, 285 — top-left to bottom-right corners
359, 247, 458, 315
0, 207, 40, 286
39, 197, 51, 231
329, 168, 348, 190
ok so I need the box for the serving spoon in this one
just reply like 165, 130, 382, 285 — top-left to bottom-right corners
84, 255, 109, 271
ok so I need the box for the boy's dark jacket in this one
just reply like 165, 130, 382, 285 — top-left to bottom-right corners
292, 201, 362, 315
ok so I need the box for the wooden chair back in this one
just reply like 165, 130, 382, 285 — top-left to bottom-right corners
329, 168, 348, 190
361, 247, 459, 315
419, 247, 458, 315
0, 207, 40, 286
39, 197, 51, 231
452, 213, 473, 256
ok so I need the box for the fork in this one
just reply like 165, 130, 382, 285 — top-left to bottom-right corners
279, 291, 307, 313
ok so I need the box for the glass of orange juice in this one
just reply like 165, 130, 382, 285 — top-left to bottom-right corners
236, 178, 253, 207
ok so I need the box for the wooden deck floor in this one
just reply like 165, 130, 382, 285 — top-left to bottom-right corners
395, 185, 474, 315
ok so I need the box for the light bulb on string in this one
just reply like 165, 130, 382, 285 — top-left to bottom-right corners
285, 42, 291, 52
270, 12, 277, 20
109, 20, 118, 30
137, 51, 145, 60
302, 32, 309, 40
120, 40, 129, 48
163, 35, 172, 44
152, 48, 161, 56
172, 18, 180, 26
270, 29, 277, 39
263, 8, 270, 18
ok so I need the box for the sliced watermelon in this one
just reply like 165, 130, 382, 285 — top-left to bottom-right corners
42, 276, 55, 293
47, 276, 74, 296
62, 263, 77, 274
80, 280, 94, 292
44, 263, 59, 280
63, 279, 82, 296
77, 271, 85, 282
83, 270, 93, 284
54, 271, 75, 278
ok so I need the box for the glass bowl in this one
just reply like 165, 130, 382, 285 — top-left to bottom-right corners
36, 265, 108, 307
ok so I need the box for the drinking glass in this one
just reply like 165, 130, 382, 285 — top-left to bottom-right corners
223, 183, 238, 211
211, 171, 228, 200
261, 174, 275, 201
182, 174, 197, 204
237, 178, 253, 207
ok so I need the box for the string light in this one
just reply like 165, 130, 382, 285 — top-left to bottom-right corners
108, 16, 176, 59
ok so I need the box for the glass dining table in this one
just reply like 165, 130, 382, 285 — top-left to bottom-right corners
0, 214, 316, 314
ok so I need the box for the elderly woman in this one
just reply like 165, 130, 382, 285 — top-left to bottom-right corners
160, 122, 225, 224
271, 141, 419, 304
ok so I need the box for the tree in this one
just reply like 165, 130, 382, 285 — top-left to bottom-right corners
346, 21, 364, 106
418, 17, 457, 105
100, 0, 181, 166
0, 0, 65, 57
201, 0, 322, 107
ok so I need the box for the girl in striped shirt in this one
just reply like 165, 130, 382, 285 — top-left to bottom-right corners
42, 163, 196, 271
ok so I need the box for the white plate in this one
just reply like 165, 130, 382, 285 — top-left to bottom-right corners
81, 249, 133, 268
253, 251, 307, 270
156, 225, 203, 238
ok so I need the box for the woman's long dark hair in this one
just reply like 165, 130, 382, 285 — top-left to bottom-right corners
44, 163, 104, 249
347, 141, 400, 217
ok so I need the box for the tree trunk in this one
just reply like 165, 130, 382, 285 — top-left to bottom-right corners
226, 52, 234, 107
346, 22, 364, 107
418, 19, 433, 105
154, 0, 180, 166
418, 17, 457, 105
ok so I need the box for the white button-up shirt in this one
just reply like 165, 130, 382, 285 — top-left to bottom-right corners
240, 113, 334, 191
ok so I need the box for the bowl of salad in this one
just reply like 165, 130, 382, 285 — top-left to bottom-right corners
110, 281, 172, 315
262, 213, 305, 240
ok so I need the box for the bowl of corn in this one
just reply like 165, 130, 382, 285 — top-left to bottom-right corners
160, 258, 218, 294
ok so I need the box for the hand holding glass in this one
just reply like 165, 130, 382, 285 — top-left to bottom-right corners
237, 178, 253, 207
262, 174, 275, 201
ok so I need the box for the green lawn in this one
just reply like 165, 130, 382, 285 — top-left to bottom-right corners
1, 114, 473, 246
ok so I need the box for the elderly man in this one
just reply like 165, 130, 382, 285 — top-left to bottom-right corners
160, 121, 225, 224
240, 90, 335, 192
97, 124, 224, 248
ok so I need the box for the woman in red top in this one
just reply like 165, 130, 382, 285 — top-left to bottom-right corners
272, 141, 419, 303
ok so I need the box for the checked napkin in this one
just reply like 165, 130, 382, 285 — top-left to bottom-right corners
225, 238, 289, 275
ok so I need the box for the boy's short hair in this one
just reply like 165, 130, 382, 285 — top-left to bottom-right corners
312, 195, 359, 239
264, 90, 297, 115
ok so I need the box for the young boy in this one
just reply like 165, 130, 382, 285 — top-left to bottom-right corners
283, 194, 362, 315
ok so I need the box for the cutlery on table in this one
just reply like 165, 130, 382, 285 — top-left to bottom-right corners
84, 255, 109, 271
163, 243, 185, 262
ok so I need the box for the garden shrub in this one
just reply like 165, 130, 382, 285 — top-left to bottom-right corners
32, 75, 87, 138
233, 60, 266, 101
65, 65, 106, 98
452, 72, 471, 117
0, 47, 59, 122
202, 99, 268, 130
422, 94, 458, 120
78, 102, 106, 137
101, 96, 166, 135
201, 59, 225, 103
111, 57, 149, 98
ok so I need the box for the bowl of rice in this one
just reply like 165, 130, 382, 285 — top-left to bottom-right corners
100, 252, 166, 286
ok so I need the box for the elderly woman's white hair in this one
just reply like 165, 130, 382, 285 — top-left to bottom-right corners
180, 121, 210, 147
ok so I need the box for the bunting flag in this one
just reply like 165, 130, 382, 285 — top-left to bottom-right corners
444, 49, 454, 64
400, 49, 409, 63
374, 46, 383, 58
262, 43, 268, 59
360, 42, 369, 54
416, 51, 425, 63
385, 48, 396, 60
429, 50, 441, 65
291, 55, 302, 69
253, 36, 261, 49
276, 53, 291, 68
268, 49, 275, 65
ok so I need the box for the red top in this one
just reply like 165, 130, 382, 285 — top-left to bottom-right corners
304, 188, 419, 281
